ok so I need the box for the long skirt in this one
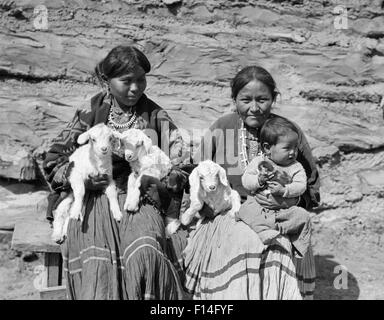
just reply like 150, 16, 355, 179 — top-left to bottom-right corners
119, 200, 185, 300
183, 212, 303, 300
61, 191, 123, 300
293, 244, 316, 300
61, 191, 185, 300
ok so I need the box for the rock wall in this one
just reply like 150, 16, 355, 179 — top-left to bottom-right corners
0, 0, 383, 182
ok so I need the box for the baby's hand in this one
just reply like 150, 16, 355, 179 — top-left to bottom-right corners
267, 181, 286, 196
258, 172, 275, 185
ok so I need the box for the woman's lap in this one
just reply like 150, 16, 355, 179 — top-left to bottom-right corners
61, 192, 185, 300
61, 191, 123, 300
119, 202, 185, 300
60, 192, 312, 300
183, 213, 303, 300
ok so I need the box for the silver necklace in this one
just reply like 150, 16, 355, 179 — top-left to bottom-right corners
107, 97, 138, 130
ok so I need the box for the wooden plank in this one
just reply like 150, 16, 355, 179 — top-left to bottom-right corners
44, 253, 63, 287
11, 219, 61, 253
39, 285, 67, 300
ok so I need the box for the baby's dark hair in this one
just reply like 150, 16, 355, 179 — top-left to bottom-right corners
231, 66, 279, 101
94, 45, 151, 86
260, 117, 299, 149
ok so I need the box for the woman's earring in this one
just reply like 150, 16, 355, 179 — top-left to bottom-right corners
106, 85, 111, 98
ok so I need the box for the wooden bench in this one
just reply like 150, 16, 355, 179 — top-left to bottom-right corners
11, 219, 66, 300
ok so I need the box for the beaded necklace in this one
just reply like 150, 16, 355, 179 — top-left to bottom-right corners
239, 120, 262, 170
107, 96, 138, 131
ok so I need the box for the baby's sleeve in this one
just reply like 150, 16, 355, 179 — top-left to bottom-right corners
282, 162, 307, 198
241, 156, 263, 191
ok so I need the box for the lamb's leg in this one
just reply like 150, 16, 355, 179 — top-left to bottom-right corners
165, 217, 181, 237
52, 211, 66, 243
105, 180, 122, 221
180, 196, 204, 226
69, 175, 86, 221
51, 195, 73, 243
124, 173, 140, 212
62, 216, 70, 241
228, 190, 242, 218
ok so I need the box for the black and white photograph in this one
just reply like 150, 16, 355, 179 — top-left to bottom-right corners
0, 0, 383, 303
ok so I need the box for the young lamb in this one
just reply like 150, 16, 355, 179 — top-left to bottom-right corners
180, 160, 242, 229
114, 128, 180, 235
51, 123, 122, 243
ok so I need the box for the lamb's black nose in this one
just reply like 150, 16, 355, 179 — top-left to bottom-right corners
208, 185, 216, 191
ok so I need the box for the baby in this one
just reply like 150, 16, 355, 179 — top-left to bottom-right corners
238, 117, 311, 257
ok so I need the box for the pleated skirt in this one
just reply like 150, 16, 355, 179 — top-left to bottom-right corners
61, 191, 185, 300
61, 191, 123, 300
183, 212, 303, 300
293, 244, 316, 300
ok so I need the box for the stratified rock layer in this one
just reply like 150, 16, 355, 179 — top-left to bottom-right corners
0, 0, 383, 183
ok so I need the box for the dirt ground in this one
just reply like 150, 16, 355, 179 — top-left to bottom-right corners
1, 188, 383, 300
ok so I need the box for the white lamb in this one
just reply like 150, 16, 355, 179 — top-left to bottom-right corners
180, 160, 241, 229
51, 123, 122, 243
114, 128, 180, 235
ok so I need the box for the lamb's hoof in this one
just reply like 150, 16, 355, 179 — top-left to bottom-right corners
51, 233, 66, 244
69, 214, 81, 221
112, 210, 123, 222
124, 201, 139, 213
51, 233, 60, 243
166, 220, 181, 236
56, 235, 66, 245
69, 209, 82, 221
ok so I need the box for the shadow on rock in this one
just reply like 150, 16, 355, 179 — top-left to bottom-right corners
315, 254, 360, 300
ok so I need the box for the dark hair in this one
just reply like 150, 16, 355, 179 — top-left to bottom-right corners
231, 66, 279, 101
94, 45, 151, 86
260, 117, 299, 149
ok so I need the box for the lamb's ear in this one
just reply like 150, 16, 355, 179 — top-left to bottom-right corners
218, 166, 229, 187
77, 131, 89, 145
142, 135, 152, 153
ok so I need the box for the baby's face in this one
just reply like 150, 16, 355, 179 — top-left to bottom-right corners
269, 131, 298, 166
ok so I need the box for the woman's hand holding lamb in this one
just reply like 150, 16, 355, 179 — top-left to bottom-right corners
85, 173, 110, 191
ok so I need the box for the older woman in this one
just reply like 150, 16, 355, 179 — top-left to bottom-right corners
184, 66, 320, 299
43, 45, 186, 299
